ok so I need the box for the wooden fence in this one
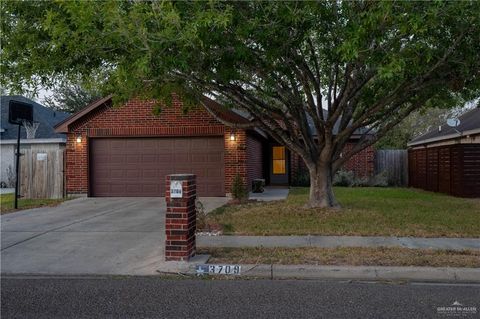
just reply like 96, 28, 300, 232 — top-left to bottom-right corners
20, 149, 64, 199
374, 149, 408, 186
408, 144, 480, 197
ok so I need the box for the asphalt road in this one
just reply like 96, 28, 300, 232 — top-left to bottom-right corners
1, 276, 479, 318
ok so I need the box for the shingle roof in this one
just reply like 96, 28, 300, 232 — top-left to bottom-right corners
408, 107, 480, 146
1, 96, 70, 140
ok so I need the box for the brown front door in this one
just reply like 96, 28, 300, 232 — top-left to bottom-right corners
89, 137, 225, 197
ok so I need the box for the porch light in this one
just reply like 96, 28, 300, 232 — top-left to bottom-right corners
76, 135, 82, 144
230, 132, 236, 141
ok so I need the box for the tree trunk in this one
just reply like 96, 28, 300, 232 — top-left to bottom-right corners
305, 162, 340, 209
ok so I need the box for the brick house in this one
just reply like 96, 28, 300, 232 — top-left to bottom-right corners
55, 95, 374, 197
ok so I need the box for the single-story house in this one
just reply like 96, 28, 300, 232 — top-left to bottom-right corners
407, 106, 480, 197
1, 96, 70, 196
55, 95, 374, 197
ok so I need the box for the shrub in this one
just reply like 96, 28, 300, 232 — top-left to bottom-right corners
291, 170, 310, 187
231, 174, 248, 200
333, 170, 355, 187
369, 170, 390, 187
352, 176, 369, 187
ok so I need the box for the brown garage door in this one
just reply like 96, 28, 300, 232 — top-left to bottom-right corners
89, 137, 225, 197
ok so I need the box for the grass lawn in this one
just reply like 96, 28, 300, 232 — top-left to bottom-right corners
206, 187, 480, 237
200, 247, 480, 268
0, 193, 67, 214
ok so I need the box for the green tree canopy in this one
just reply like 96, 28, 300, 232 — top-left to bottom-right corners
42, 78, 101, 113
2, 1, 479, 207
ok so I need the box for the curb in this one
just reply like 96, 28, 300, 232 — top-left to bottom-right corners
192, 264, 480, 283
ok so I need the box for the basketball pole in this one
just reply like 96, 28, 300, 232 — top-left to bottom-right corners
14, 124, 21, 209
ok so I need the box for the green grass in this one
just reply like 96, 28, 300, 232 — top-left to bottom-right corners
207, 187, 480, 237
0, 193, 67, 214
200, 247, 480, 268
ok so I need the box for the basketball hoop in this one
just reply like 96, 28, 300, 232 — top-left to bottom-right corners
22, 120, 40, 139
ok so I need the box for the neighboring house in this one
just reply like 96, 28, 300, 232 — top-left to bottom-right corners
407, 106, 480, 197
0, 96, 70, 193
55, 95, 374, 197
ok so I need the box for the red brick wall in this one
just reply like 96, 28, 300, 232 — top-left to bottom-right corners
342, 143, 375, 177
224, 128, 247, 195
290, 142, 375, 182
66, 97, 246, 196
246, 134, 264, 190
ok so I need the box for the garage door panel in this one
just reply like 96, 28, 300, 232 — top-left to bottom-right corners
126, 154, 141, 163
158, 154, 174, 162
90, 137, 225, 197
141, 154, 157, 164
126, 170, 142, 178
110, 155, 125, 165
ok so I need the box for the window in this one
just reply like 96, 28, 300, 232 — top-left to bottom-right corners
272, 146, 286, 174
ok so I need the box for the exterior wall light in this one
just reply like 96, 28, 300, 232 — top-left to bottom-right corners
230, 132, 236, 141
76, 135, 82, 144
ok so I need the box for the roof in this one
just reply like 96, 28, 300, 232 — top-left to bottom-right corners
55, 95, 252, 133
54, 95, 113, 133
408, 107, 480, 147
1, 95, 70, 140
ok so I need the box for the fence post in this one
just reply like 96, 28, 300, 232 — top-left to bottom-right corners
165, 174, 197, 261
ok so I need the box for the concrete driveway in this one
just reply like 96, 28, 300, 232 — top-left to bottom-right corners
1, 197, 227, 275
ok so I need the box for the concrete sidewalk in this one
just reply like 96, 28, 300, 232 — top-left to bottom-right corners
198, 235, 480, 251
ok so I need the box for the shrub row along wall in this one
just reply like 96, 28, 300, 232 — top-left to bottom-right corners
408, 144, 480, 197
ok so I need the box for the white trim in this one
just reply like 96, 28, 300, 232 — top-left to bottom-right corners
407, 128, 480, 147
0, 138, 66, 145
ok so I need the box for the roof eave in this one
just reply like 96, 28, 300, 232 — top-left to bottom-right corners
407, 128, 480, 147
54, 95, 113, 133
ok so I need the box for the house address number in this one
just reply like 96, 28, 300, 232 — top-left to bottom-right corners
170, 180, 183, 198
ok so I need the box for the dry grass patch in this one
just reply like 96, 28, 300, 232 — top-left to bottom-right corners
200, 247, 480, 268
207, 187, 480, 237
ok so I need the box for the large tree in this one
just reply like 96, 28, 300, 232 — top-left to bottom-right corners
43, 78, 101, 113
1, 1, 479, 208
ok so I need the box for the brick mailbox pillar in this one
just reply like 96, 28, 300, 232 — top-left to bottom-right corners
165, 174, 197, 261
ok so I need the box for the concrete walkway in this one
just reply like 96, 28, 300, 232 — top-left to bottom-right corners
198, 235, 480, 251
249, 187, 289, 201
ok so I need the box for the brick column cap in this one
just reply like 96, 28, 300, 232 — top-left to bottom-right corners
167, 174, 196, 180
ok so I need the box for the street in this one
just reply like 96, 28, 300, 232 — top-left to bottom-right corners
1, 276, 479, 318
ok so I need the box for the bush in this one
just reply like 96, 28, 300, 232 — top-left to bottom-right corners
231, 174, 248, 200
333, 170, 355, 187
353, 176, 370, 187
291, 170, 310, 187
369, 170, 390, 187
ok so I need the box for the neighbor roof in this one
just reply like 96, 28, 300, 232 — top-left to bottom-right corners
408, 107, 480, 147
306, 112, 373, 137
0, 95, 70, 140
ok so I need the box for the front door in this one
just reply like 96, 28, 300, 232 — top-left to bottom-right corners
269, 145, 289, 185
